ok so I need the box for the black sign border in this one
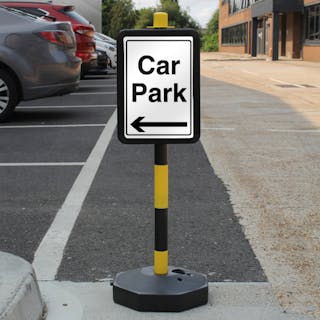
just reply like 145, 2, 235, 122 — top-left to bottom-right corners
117, 28, 200, 144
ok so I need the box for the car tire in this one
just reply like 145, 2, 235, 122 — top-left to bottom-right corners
0, 69, 19, 122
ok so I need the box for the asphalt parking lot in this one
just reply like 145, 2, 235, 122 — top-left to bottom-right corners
0, 72, 265, 284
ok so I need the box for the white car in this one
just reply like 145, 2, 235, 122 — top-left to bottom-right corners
94, 33, 117, 69
95, 32, 116, 46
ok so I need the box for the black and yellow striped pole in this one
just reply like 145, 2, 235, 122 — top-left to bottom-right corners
113, 12, 208, 312
154, 143, 168, 275
151, 12, 171, 277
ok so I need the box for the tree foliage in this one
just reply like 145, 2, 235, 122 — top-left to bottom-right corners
202, 33, 219, 51
134, 0, 200, 30
159, 0, 200, 29
134, 7, 155, 29
202, 9, 219, 52
102, 0, 137, 38
102, 0, 203, 43
206, 9, 219, 34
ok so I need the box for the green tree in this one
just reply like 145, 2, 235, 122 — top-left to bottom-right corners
102, 0, 116, 36
159, 0, 200, 29
134, 7, 155, 29
102, 0, 136, 38
134, 0, 200, 30
202, 33, 219, 51
206, 9, 219, 34
202, 9, 219, 52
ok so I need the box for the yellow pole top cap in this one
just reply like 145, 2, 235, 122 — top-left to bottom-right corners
148, 12, 174, 28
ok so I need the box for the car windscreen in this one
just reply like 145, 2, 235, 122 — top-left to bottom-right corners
95, 33, 116, 45
62, 9, 90, 25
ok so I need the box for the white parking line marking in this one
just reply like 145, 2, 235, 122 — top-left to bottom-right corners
16, 105, 116, 109
268, 129, 320, 133
0, 162, 84, 166
70, 92, 116, 95
0, 124, 105, 129
32, 110, 117, 281
269, 78, 305, 88
202, 127, 235, 131
241, 69, 259, 76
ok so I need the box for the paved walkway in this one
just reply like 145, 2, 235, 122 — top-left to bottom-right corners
200, 52, 320, 318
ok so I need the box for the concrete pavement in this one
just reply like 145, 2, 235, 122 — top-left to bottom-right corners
36, 280, 311, 320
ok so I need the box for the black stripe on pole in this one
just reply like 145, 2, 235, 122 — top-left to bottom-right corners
155, 144, 168, 165
155, 209, 168, 251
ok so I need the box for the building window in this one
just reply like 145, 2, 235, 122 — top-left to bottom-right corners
222, 23, 248, 46
228, 0, 250, 14
305, 4, 320, 43
228, 0, 261, 14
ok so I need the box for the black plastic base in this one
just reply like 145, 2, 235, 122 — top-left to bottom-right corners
113, 266, 208, 312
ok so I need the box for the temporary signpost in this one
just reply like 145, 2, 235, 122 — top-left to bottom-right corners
113, 12, 208, 312
117, 14, 200, 144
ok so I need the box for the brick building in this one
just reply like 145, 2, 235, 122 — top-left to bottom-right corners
219, 0, 320, 61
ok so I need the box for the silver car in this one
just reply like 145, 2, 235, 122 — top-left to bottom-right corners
94, 33, 117, 69
0, 5, 81, 121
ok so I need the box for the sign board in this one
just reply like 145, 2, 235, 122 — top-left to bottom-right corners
117, 29, 200, 144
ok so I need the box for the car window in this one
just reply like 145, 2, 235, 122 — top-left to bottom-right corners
62, 10, 89, 25
18, 7, 48, 18
0, 5, 38, 20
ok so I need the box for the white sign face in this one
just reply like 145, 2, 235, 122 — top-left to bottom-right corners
123, 36, 194, 139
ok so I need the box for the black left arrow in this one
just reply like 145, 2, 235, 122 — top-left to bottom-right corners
131, 117, 188, 133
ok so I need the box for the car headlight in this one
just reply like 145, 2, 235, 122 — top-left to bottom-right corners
97, 50, 103, 56
108, 46, 115, 52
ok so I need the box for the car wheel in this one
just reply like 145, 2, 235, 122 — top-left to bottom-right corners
0, 69, 19, 122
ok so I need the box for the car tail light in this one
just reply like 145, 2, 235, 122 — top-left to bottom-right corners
74, 25, 94, 38
38, 31, 74, 47
62, 5, 75, 12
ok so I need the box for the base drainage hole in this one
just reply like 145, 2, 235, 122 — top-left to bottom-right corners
172, 269, 186, 275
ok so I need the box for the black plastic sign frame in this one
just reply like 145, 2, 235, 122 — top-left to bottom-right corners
117, 28, 200, 144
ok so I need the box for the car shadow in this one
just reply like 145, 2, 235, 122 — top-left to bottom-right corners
83, 75, 116, 80
75, 87, 108, 93
9, 110, 78, 123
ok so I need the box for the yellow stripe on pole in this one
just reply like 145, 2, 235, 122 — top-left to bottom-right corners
154, 165, 168, 209
154, 250, 168, 275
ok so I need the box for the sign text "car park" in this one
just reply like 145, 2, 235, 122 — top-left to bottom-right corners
133, 55, 187, 103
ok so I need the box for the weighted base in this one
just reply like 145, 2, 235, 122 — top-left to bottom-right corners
113, 266, 208, 312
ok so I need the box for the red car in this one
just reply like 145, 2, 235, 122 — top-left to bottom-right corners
1, 2, 97, 78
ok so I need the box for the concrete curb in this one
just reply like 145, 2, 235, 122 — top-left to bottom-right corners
43, 281, 313, 320
0, 252, 43, 320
